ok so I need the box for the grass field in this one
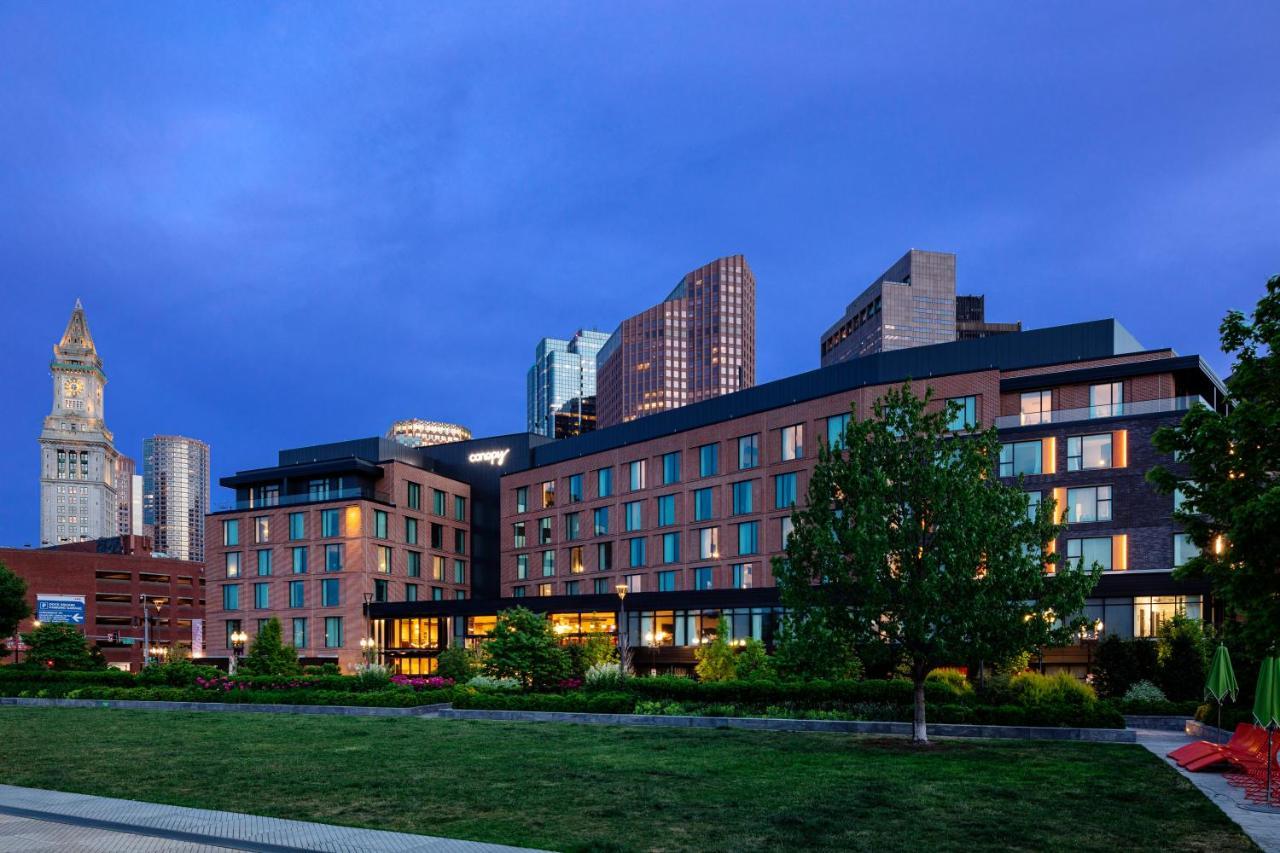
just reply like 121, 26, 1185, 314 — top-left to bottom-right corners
0, 708, 1255, 852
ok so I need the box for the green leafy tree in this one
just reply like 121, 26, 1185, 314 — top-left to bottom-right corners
435, 646, 480, 683
734, 638, 774, 681
0, 561, 31, 643
1149, 274, 1280, 660
237, 618, 301, 676
694, 617, 737, 682
21, 622, 104, 670
1090, 634, 1159, 699
482, 607, 571, 689
1156, 615, 1211, 702
774, 384, 1098, 743
772, 611, 863, 681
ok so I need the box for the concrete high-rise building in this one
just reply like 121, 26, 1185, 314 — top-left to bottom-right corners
553, 396, 596, 439
526, 330, 610, 437
115, 455, 136, 536
596, 255, 755, 428
143, 435, 210, 562
387, 420, 472, 448
820, 250, 1019, 366
39, 300, 120, 546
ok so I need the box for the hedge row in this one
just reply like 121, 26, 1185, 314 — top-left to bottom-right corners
603, 676, 970, 708
0, 669, 415, 694
20, 686, 460, 707
452, 690, 635, 714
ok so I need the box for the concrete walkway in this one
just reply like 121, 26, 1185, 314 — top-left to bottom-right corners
1135, 728, 1280, 853
0, 785, 543, 853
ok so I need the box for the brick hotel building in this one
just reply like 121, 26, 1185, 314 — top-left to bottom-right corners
207, 319, 1226, 676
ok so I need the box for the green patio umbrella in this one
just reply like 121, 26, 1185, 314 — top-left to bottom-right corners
1252, 657, 1280, 807
1205, 644, 1240, 740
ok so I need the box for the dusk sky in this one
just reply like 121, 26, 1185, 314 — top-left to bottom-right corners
1, 3, 1277, 547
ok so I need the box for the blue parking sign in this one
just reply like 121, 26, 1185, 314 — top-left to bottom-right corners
36, 594, 86, 625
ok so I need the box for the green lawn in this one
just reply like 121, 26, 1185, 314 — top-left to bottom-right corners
0, 708, 1254, 852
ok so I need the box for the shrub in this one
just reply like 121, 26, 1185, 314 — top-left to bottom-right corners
481, 607, 571, 689
694, 617, 737, 682
302, 663, 341, 676
452, 690, 634, 714
1157, 616, 1211, 702
734, 638, 774, 682
926, 668, 974, 694
1091, 634, 1158, 698
19, 623, 106, 671
1004, 672, 1096, 706
237, 618, 301, 676
1122, 680, 1168, 704
583, 662, 627, 691
466, 674, 521, 691
435, 646, 480, 683
771, 610, 863, 681
351, 663, 392, 690
138, 660, 223, 686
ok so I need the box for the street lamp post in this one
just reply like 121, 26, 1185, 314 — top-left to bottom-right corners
359, 636, 376, 666
615, 583, 629, 678
229, 629, 247, 674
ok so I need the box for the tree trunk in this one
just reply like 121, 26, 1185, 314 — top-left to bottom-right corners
912, 673, 928, 744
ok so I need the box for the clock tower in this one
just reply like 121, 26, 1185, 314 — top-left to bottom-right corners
39, 299, 120, 546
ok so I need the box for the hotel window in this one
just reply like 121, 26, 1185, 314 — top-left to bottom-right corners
537, 583, 553, 597
570, 546, 584, 574
781, 424, 804, 461
222, 584, 240, 611
405, 517, 419, 545
292, 618, 307, 649
1067, 486, 1112, 523
693, 567, 713, 590
657, 570, 677, 592
376, 545, 393, 573
699, 444, 719, 477
657, 495, 676, 526
405, 584, 419, 602
629, 537, 646, 567
515, 486, 528, 513
407, 550, 422, 578
321, 578, 340, 607
1090, 382, 1124, 419
430, 586, 443, 601
454, 560, 466, 584
226, 552, 241, 578
540, 481, 555, 509
1066, 537, 1112, 571
662, 532, 680, 564
738, 434, 759, 469
738, 521, 760, 556
434, 489, 447, 515
225, 620, 242, 649
513, 586, 527, 598
827, 412, 851, 448
324, 544, 344, 571
407, 482, 421, 511
565, 580, 581, 596
321, 509, 340, 538
513, 522, 527, 548
291, 546, 307, 574
542, 550, 555, 576
568, 474, 584, 503
256, 550, 272, 576
1020, 390, 1052, 426
732, 563, 753, 589
1173, 482, 1195, 514
431, 523, 444, 549
454, 529, 466, 555
775, 473, 798, 509
597, 467, 613, 498
433, 556, 446, 581
539, 517, 552, 544
624, 574, 643, 593
593, 507, 609, 536
694, 488, 714, 521
698, 527, 719, 560
999, 440, 1042, 477
289, 580, 304, 608
593, 578, 609, 594
732, 481, 753, 515
1026, 491, 1042, 521
597, 541, 614, 572
565, 512, 581, 541
1134, 595, 1202, 638
662, 451, 681, 485
374, 579, 389, 603
288, 512, 305, 541
628, 460, 646, 491
624, 501, 643, 532
222, 519, 239, 546
254, 516, 270, 543
324, 617, 343, 648
946, 396, 978, 431
455, 495, 466, 521
1173, 533, 1200, 567
1067, 434, 1113, 471
516, 554, 529, 580
373, 510, 388, 539
781, 516, 794, 549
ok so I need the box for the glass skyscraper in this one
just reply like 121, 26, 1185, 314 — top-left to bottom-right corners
143, 435, 210, 561
526, 329, 611, 437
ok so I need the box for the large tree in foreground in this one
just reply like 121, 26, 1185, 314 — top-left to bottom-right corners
1148, 274, 1280, 660
774, 384, 1098, 743
0, 561, 31, 644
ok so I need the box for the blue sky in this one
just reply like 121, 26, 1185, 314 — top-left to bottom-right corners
1, 2, 1277, 546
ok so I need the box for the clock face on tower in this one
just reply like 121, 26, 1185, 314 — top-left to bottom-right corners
63, 378, 84, 397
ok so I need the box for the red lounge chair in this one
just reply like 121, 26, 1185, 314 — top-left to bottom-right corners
1168, 723, 1253, 767
1173, 723, 1264, 770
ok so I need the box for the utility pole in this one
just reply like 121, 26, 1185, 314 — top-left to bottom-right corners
140, 593, 150, 667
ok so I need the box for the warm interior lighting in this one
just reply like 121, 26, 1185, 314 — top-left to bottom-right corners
1112, 534, 1128, 571
344, 505, 361, 537
1213, 534, 1226, 555
1052, 487, 1067, 523
1042, 436, 1057, 475
1113, 430, 1128, 468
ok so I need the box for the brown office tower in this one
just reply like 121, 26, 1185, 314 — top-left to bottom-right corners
956, 294, 1022, 340
596, 255, 755, 428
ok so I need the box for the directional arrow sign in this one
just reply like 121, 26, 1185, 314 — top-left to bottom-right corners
36, 594, 87, 626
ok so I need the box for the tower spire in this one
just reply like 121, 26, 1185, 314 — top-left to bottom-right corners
54, 299, 101, 369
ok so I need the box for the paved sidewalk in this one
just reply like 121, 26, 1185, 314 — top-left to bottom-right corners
0, 785, 543, 853
1135, 728, 1280, 853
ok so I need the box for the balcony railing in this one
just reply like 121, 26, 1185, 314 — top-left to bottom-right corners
213, 486, 392, 513
994, 395, 1208, 430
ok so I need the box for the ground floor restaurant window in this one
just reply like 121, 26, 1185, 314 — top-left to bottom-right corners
625, 607, 783, 648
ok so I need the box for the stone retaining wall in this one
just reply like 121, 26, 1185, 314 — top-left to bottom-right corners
1123, 714, 1193, 731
